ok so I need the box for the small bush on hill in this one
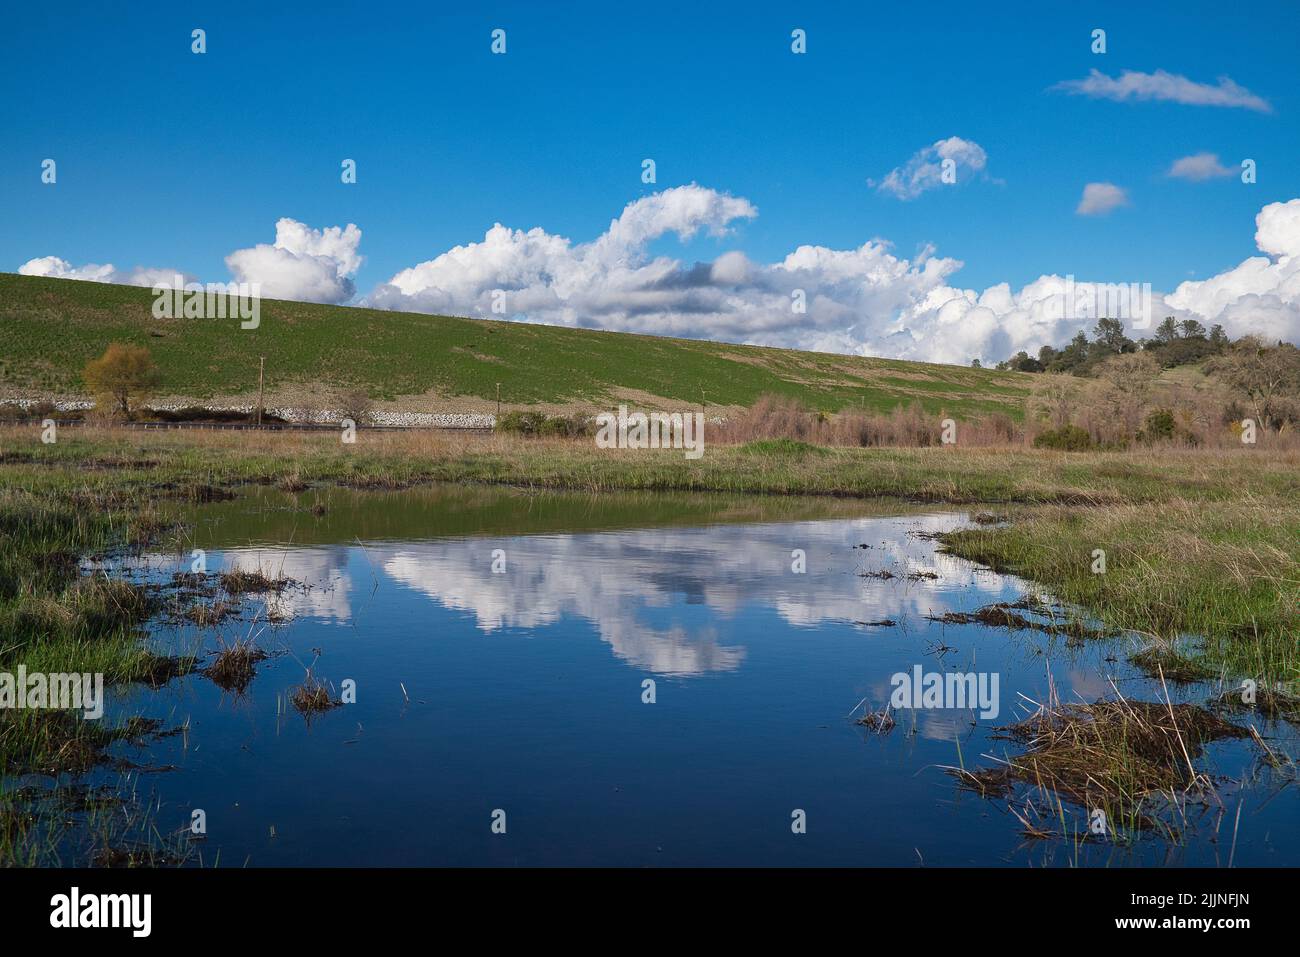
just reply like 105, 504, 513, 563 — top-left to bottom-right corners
496, 411, 546, 435
1138, 408, 1176, 443
537, 414, 590, 438
1032, 425, 1094, 451
496, 411, 589, 437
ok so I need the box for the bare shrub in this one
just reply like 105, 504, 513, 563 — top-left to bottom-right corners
716, 394, 1018, 448
1207, 336, 1300, 433
1026, 374, 1080, 430
335, 387, 373, 426
719, 394, 818, 443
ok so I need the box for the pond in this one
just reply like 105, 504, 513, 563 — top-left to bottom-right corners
99, 484, 1298, 866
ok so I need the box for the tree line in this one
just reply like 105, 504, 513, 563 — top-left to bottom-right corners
990, 317, 1234, 376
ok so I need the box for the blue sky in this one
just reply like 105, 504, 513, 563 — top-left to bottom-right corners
3, 0, 1298, 363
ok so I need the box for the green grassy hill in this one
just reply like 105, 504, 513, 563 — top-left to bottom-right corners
0, 273, 1032, 417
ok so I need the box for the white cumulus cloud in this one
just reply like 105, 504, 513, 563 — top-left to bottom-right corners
17, 256, 194, 287
1168, 153, 1235, 181
905, 199, 1300, 365
870, 136, 989, 200
1076, 182, 1129, 216
367, 188, 1300, 368
16, 217, 360, 304
1163, 199, 1300, 344
367, 184, 762, 328
1054, 69, 1271, 112
225, 219, 363, 303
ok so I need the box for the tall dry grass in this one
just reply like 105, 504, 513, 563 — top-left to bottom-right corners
714, 395, 1021, 448
714, 392, 1300, 451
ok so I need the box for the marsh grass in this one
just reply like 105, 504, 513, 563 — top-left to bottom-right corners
925, 600, 1108, 641
0, 711, 152, 776
0, 778, 194, 868
1215, 682, 1300, 724
183, 598, 239, 627
289, 670, 340, 716
939, 496, 1299, 679
1130, 641, 1219, 683
0, 466, 196, 862
857, 708, 897, 733
950, 680, 1252, 839
219, 568, 293, 595
206, 637, 270, 694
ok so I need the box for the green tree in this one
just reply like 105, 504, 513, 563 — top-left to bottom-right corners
1153, 316, 1180, 344
1092, 317, 1135, 356
82, 343, 160, 417
1005, 350, 1043, 373
1047, 331, 1091, 373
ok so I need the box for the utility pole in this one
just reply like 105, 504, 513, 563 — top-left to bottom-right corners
496, 382, 501, 421
256, 356, 265, 427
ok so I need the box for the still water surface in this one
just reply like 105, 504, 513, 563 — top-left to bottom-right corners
104, 485, 1296, 866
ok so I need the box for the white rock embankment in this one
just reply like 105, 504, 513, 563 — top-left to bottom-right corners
1, 397, 496, 428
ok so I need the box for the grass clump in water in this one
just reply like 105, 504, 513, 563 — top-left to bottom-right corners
289, 670, 341, 716
219, 568, 293, 595
1130, 641, 1218, 683
952, 682, 1251, 838
206, 637, 269, 694
926, 600, 1106, 640
183, 599, 239, 627
1215, 681, 1300, 724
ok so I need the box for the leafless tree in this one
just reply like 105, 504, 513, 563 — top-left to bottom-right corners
1208, 336, 1300, 432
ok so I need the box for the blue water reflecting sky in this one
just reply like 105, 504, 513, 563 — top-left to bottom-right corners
98, 498, 1297, 866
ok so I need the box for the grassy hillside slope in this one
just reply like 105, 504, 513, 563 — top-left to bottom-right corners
0, 273, 1032, 417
